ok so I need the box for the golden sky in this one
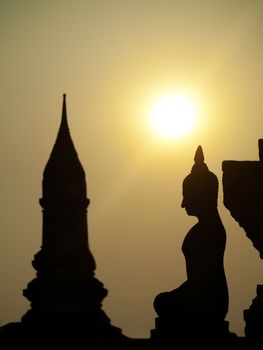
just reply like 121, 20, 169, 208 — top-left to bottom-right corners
1, 0, 263, 338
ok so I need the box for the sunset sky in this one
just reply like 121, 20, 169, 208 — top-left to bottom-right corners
1, 0, 263, 338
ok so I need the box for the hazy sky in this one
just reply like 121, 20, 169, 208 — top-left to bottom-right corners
1, 0, 263, 338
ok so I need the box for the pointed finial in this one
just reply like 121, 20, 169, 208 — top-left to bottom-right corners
43, 94, 82, 180
62, 93, 67, 117
60, 93, 69, 130
194, 145, 205, 164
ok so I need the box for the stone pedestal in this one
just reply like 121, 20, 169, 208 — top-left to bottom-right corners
151, 316, 236, 348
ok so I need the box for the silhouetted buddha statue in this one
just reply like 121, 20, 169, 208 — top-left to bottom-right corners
152, 146, 229, 342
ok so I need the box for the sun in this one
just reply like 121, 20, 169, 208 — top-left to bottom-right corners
150, 94, 197, 139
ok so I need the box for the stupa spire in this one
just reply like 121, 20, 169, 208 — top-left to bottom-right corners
47, 93, 78, 161
42, 94, 86, 200
60, 93, 69, 131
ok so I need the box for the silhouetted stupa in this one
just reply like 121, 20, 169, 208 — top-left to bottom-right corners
20, 95, 127, 347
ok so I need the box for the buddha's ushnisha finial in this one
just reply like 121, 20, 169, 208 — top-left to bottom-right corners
194, 145, 205, 164
190, 145, 209, 174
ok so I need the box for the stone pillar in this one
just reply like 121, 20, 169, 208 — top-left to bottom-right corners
222, 140, 263, 348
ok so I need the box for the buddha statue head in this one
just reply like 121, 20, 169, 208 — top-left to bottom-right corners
182, 146, 218, 217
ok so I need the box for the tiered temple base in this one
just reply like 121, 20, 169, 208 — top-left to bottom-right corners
15, 249, 128, 348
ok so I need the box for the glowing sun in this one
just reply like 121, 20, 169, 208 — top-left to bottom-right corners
150, 94, 197, 139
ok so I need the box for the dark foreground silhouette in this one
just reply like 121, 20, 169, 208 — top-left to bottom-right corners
1, 96, 260, 349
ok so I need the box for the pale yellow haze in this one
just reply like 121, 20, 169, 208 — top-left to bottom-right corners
1, 0, 263, 342
150, 94, 197, 139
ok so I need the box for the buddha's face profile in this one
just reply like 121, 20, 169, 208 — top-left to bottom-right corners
181, 188, 200, 216
181, 176, 218, 218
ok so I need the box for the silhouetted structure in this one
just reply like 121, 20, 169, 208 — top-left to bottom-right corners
151, 146, 234, 348
1, 95, 129, 349
223, 140, 263, 349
